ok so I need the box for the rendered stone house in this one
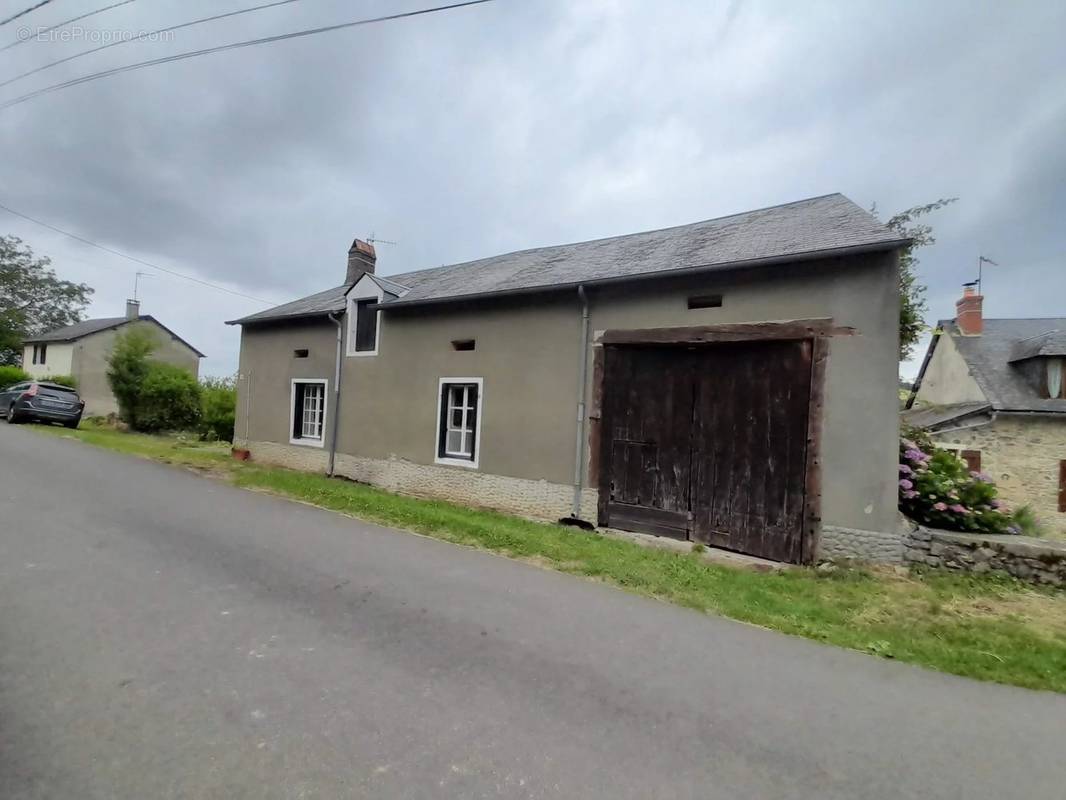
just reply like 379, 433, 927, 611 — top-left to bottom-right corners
229, 193, 909, 564
905, 286, 1066, 533
22, 300, 204, 416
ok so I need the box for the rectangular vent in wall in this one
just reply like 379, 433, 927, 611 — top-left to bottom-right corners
687, 294, 723, 310
451, 339, 476, 351
293, 349, 309, 358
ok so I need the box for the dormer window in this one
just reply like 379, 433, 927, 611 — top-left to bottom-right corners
1049, 358, 1064, 399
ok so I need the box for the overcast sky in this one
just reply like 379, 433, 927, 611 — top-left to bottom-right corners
1, 0, 1063, 378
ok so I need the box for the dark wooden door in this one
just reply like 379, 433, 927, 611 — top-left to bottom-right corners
600, 346, 694, 539
689, 340, 812, 563
599, 340, 813, 563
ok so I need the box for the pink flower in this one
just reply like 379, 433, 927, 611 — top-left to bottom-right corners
899, 479, 914, 490
933, 502, 948, 511
990, 499, 1002, 508
949, 504, 968, 514
903, 490, 919, 500
899, 464, 914, 476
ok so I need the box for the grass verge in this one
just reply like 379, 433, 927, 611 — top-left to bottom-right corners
30, 421, 1066, 693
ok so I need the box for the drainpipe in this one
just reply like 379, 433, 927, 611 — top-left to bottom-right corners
326, 312, 344, 477
570, 285, 591, 521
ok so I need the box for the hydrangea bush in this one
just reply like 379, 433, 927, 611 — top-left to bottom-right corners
898, 439, 1020, 534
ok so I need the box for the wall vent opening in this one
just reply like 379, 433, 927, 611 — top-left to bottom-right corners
687, 294, 723, 310
293, 349, 309, 359
451, 339, 476, 351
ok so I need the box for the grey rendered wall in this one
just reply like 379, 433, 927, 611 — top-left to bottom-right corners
76, 320, 202, 416
236, 250, 901, 538
913, 332, 986, 406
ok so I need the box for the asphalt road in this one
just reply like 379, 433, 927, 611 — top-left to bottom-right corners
2, 425, 1065, 799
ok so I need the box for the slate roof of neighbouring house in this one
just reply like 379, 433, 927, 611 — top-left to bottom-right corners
915, 318, 1066, 416
23, 315, 205, 357
901, 401, 992, 431
229, 193, 908, 325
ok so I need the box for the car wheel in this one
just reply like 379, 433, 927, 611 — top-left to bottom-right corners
64, 418, 81, 429
6, 404, 18, 424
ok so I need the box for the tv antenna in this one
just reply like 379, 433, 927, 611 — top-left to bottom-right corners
133, 270, 157, 300
366, 231, 397, 246
976, 255, 997, 295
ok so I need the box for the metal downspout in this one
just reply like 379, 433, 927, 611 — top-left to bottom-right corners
572, 285, 591, 519
327, 312, 344, 477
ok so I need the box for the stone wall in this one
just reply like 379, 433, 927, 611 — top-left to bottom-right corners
238, 439, 599, 523
818, 523, 906, 564
928, 415, 1066, 535
903, 525, 1066, 588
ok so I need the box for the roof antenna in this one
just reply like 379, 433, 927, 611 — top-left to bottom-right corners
366, 231, 397, 246
133, 270, 156, 301
976, 255, 997, 295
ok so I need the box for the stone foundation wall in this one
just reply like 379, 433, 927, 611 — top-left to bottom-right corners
928, 416, 1066, 535
238, 440, 599, 523
903, 525, 1066, 588
819, 523, 906, 563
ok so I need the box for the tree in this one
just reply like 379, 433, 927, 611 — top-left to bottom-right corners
106, 327, 158, 427
876, 199, 957, 360
0, 235, 93, 365
135, 363, 202, 433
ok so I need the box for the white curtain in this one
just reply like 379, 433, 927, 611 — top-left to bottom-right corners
1049, 358, 1063, 399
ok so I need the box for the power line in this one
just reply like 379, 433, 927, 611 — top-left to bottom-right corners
0, 200, 273, 305
0, 0, 305, 87
0, 0, 495, 109
1, 0, 137, 53
0, 0, 56, 28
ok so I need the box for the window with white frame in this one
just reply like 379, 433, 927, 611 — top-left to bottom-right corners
346, 277, 383, 357
435, 379, 482, 467
290, 379, 327, 446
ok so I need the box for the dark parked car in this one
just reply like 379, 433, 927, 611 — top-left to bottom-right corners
0, 381, 84, 428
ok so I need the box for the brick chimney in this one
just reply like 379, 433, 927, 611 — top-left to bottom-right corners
125, 299, 141, 320
346, 238, 376, 284
955, 283, 983, 336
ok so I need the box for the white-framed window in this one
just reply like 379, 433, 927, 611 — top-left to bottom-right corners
346, 274, 383, 357
435, 378, 483, 468
32, 344, 47, 365
290, 378, 328, 447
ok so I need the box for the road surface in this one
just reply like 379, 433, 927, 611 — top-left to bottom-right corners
1, 425, 1064, 799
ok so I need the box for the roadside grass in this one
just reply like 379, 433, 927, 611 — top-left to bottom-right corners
31, 421, 1066, 693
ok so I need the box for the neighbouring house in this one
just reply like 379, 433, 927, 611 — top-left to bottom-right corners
22, 300, 204, 416
228, 193, 908, 564
905, 285, 1066, 533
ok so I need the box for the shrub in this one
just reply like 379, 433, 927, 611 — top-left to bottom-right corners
898, 439, 1020, 534
106, 328, 158, 427
199, 376, 237, 442
45, 373, 77, 389
0, 365, 29, 389
135, 363, 202, 433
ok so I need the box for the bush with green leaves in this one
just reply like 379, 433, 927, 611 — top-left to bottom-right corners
106, 328, 158, 428
135, 363, 202, 433
45, 373, 77, 389
0, 364, 29, 390
898, 439, 1020, 534
198, 376, 236, 442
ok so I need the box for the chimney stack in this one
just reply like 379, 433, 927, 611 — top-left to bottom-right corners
955, 282, 983, 335
125, 299, 141, 320
346, 238, 376, 284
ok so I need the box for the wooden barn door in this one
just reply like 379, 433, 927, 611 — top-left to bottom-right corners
599, 340, 813, 563
688, 340, 812, 563
599, 346, 695, 539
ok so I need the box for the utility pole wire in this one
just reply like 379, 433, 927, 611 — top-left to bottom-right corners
1, 0, 137, 53
0, 0, 494, 109
0, 200, 273, 305
0, 0, 56, 28
1, 0, 305, 88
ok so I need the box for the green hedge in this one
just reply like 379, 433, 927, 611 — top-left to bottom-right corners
0, 365, 29, 390
198, 376, 236, 442
135, 363, 202, 433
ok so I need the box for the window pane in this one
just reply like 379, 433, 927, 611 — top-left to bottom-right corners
462, 431, 474, 455
1049, 359, 1063, 399
354, 299, 378, 352
446, 429, 463, 453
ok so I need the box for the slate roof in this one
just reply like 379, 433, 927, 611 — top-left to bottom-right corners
230, 193, 907, 325
23, 315, 205, 357
932, 319, 1066, 414
1009, 329, 1066, 362
901, 401, 992, 430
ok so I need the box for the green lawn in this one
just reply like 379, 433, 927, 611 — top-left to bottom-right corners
30, 421, 1066, 693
